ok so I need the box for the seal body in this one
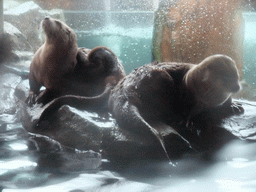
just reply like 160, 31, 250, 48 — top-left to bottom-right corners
108, 54, 243, 158
37, 46, 125, 124
25, 17, 78, 106
57, 46, 125, 97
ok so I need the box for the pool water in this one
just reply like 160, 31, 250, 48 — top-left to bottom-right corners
1, 10, 256, 192
243, 12, 256, 88
65, 11, 155, 73
77, 25, 153, 73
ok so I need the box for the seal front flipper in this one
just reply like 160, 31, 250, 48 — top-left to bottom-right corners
35, 89, 60, 106
215, 98, 244, 118
25, 91, 37, 107
230, 102, 244, 115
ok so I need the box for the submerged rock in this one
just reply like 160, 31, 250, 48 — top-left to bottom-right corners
28, 133, 102, 173
12, 172, 50, 189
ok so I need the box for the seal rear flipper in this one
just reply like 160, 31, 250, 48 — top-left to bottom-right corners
36, 85, 113, 127
113, 101, 170, 160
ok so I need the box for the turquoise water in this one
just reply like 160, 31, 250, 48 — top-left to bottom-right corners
74, 12, 256, 85
243, 12, 256, 87
77, 25, 154, 73
65, 11, 155, 73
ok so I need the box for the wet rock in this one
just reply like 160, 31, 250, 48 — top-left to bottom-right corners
27, 133, 102, 172
152, 0, 244, 77
0, 127, 28, 142
0, 34, 17, 64
222, 100, 256, 140
13, 172, 49, 188
0, 50, 31, 80
20, 105, 112, 152
4, 1, 45, 52
4, 0, 21, 11
0, 73, 22, 114
4, 22, 32, 52
13, 77, 256, 165
18, 102, 197, 164
4, 1, 72, 54
0, 22, 33, 65
36, 149, 102, 173
18, 97, 256, 166
0, 73, 22, 89
0, 168, 50, 189
47, 150, 102, 173
14, 79, 29, 101
0, 145, 20, 158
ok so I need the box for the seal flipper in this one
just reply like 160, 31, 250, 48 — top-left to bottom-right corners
36, 85, 113, 127
113, 101, 170, 160
35, 89, 61, 106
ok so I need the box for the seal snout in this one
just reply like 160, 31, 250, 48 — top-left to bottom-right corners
44, 16, 50, 20
42, 17, 50, 26
230, 83, 240, 93
42, 16, 54, 32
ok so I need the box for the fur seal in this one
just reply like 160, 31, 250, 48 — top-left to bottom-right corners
184, 54, 241, 125
36, 46, 125, 124
25, 17, 78, 106
108, 54, 244, 158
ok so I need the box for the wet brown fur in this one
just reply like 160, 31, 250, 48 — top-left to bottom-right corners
25, 17, 78, 106
108, 54, 244, 159
36, 46, 125, 124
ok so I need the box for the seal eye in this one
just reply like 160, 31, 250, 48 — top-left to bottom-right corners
66, 30, 71, 35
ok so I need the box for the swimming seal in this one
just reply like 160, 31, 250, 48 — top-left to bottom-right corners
108, 54, 244, 158
25, 17, 78, 106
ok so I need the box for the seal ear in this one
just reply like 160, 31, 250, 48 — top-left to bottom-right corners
77, 49, 88, 64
